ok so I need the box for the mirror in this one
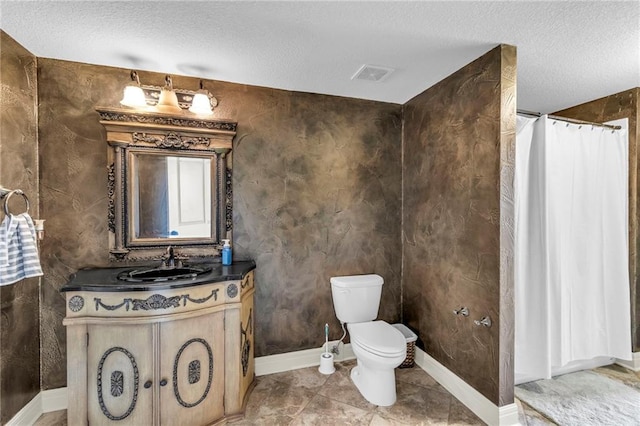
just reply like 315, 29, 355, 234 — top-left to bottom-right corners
128, 150, 214, 245
97, 107, 237, 261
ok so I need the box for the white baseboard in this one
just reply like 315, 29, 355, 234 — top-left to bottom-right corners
255, 343, 355, 376
498, 403, 521, 426
414, 347, 520, 426
6, 392, 42, 426
6, 388, 68, 425
616, 352, 640, 371
42, 387, 68, 413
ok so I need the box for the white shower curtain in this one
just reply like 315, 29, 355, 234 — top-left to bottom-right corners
515, 115, 632, 384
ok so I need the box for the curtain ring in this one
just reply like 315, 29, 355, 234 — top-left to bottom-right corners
3, 190, 30, 216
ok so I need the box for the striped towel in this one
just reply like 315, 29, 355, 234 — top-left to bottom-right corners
0, 213, 43, 285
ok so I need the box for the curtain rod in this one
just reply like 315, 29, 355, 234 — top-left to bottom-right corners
517, 109, 622, 130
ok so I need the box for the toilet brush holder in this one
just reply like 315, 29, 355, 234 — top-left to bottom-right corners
318, 352, 335, 375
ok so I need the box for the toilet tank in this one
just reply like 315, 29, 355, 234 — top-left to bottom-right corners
330, 274, 383, 323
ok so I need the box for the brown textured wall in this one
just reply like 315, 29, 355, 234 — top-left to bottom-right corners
0, 31, 41, 423
37, 60, 402, 389
498, 46, 517, 406
402, 45, 516, 405
37, 59, 114, 390
230, 88, 402, 355
555, 88, 640, 352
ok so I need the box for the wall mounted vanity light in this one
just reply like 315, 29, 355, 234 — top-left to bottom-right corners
155, 75, 182, 114
120, 71, 146, 108
120, 71, 217, 116
189, 80, 214, 115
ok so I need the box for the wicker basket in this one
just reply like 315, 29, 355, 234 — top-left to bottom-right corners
399, 341, 416, 368
392, 323, 417, 369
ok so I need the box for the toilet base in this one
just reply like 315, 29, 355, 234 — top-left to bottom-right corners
350, 361, 397, 406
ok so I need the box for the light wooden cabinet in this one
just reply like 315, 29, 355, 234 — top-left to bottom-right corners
239, 271, 255, 404
86, 323, 155, 425
158, 313, 225, 425
222, 269, 256, 416
63, 265, 255, 426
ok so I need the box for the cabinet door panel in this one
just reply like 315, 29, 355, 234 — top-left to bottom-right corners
87, 324, 154, 425
159, 312, 224, 425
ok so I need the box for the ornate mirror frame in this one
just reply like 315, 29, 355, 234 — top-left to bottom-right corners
96, 107, 237, 262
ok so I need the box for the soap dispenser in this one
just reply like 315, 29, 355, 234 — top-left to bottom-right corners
221, 239, 232, 266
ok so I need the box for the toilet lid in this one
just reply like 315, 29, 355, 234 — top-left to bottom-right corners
348, 321, 406, 356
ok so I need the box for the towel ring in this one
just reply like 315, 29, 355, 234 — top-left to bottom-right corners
2, 189, 30, 216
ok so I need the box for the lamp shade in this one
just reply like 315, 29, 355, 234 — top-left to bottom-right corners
156, 88, 182, 114
189, 92, 213, 115
120, 85, 147, 108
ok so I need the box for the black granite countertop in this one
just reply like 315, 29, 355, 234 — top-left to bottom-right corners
61, 260, 256, 292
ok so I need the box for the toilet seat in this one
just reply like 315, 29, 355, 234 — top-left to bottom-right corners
348, 321, 406, 357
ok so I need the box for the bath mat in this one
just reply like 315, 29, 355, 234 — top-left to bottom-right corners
515, 370, 640, 425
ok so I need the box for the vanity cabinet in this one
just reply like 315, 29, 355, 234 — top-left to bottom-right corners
62, 263, 255, 426
85, 313, 224, 426
222, 270, 255, 415
239, 271, 255, 403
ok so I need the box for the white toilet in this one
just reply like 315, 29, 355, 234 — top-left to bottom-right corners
330, 274, 406, 406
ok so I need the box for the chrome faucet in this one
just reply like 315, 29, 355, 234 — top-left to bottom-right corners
159, 246, 178, 269
453, 306, 469, 316
474, 316, 492, 328
158, 246, 186, 269
167, 246, 175, 268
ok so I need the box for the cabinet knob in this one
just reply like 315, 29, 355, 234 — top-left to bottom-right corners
144, 380, 152, 389
160, 379, 168, 387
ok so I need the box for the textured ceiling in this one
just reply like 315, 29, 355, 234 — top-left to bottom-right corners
1, 1, 639, 113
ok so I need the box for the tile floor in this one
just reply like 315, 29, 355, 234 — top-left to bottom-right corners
33, 361, 640, 426
228, 360, 482, 425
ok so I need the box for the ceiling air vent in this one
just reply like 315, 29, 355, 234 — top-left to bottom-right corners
351, 64, 395, 82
